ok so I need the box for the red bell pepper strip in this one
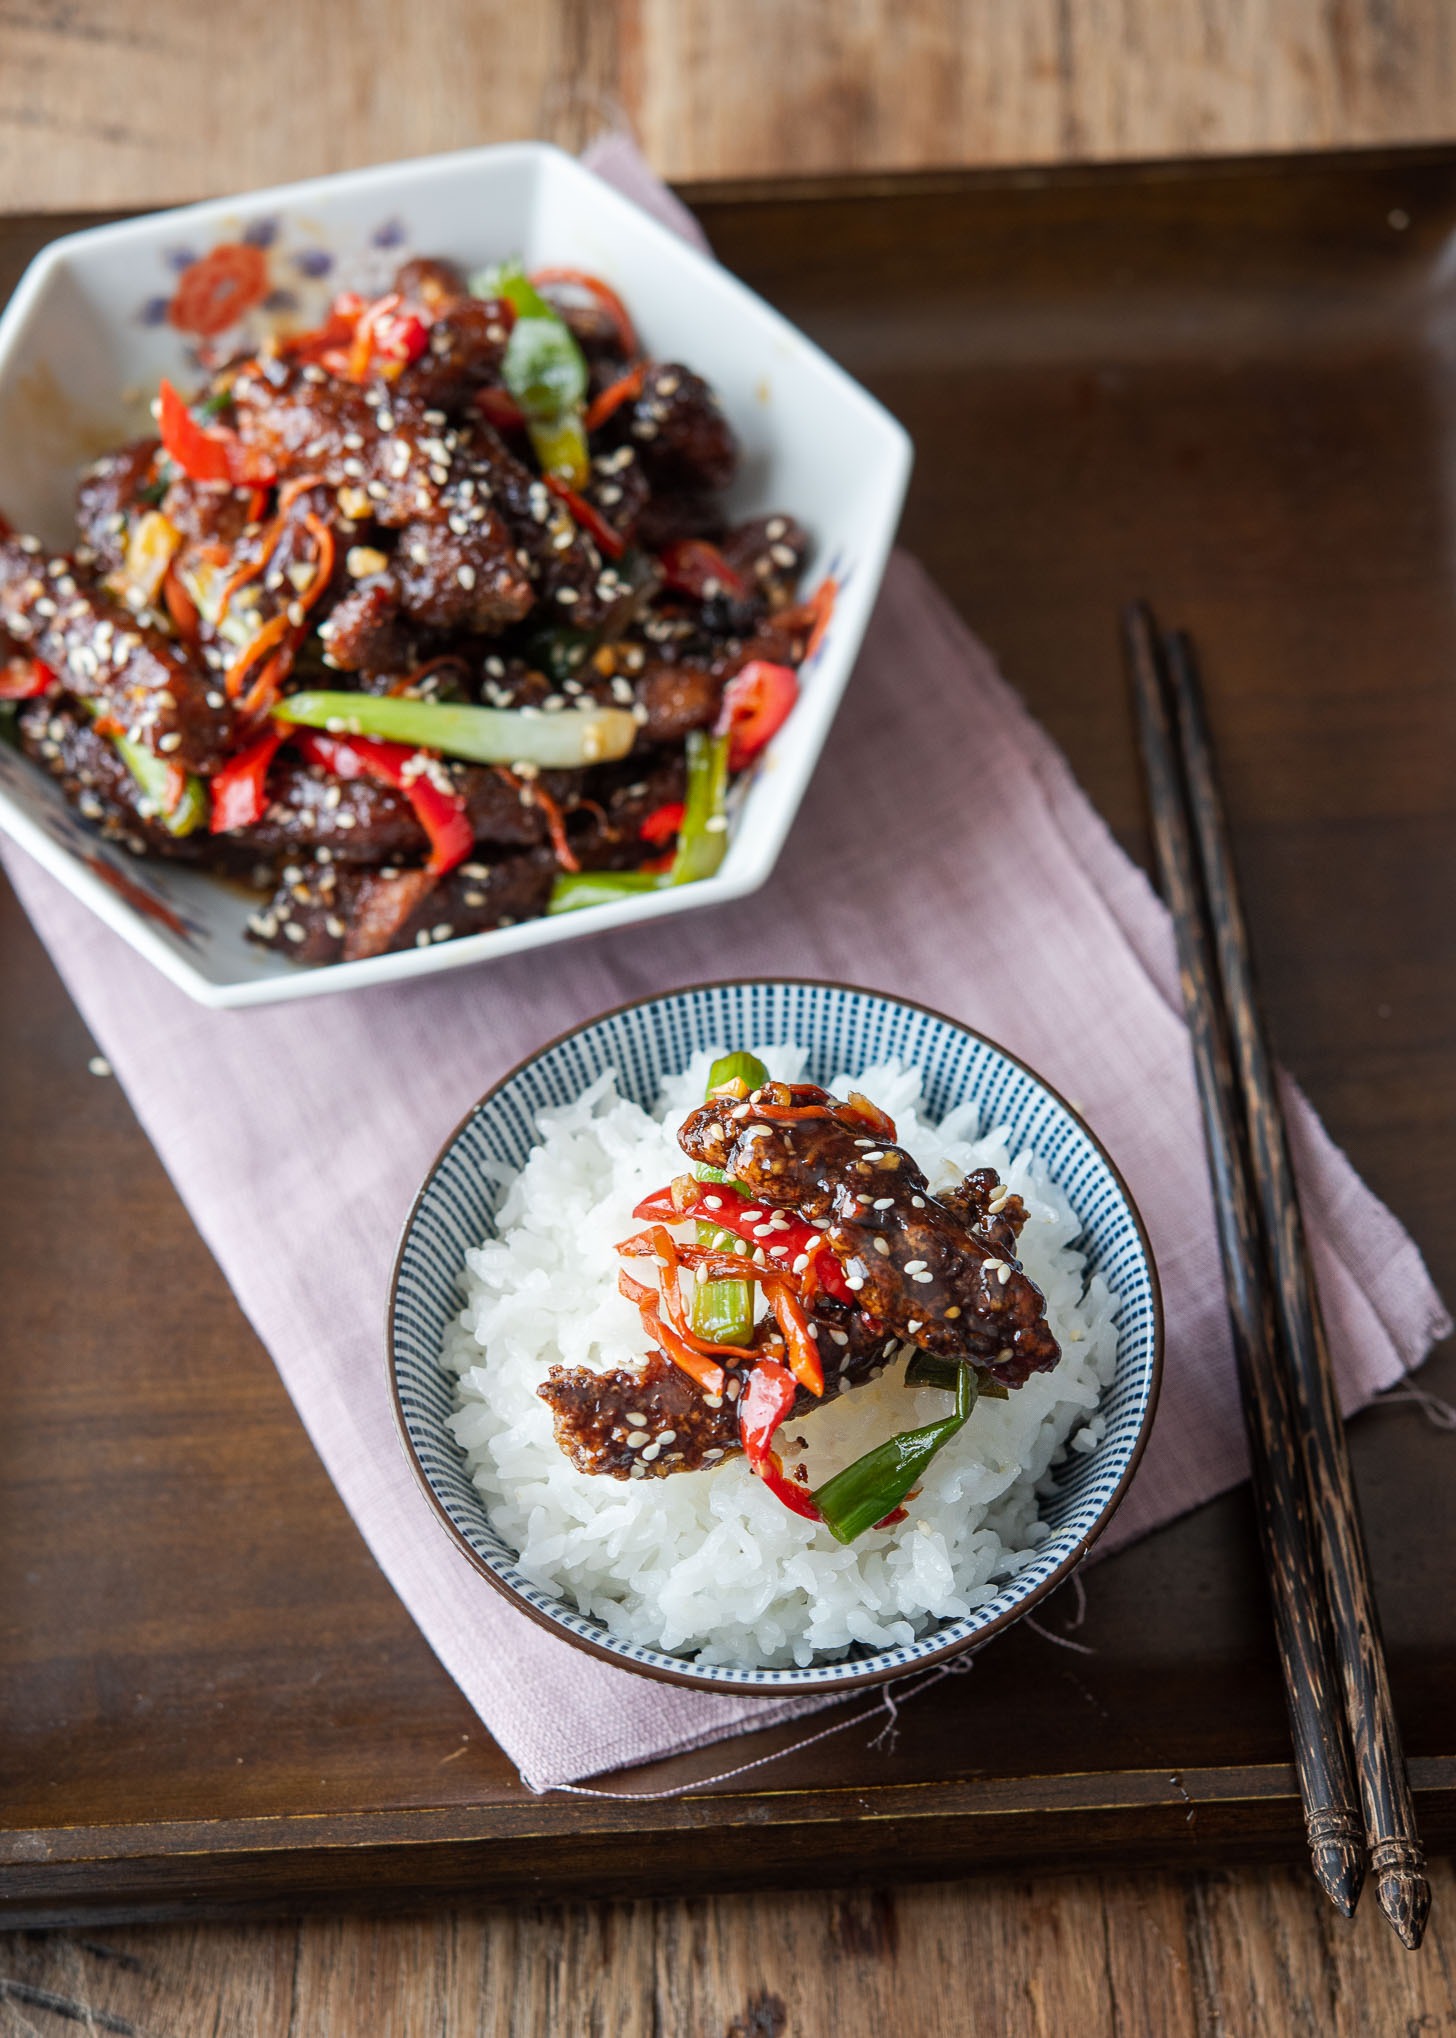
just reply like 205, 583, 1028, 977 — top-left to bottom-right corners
658, 539, 749, 604
716, 660, 799, 771
529, 267, 639, 358
631, 1180, 856, 1307
346, 292, 431, 383
638, 800, 684, 846
475, 385, 526, 432
542, 474, 625, 559
0, 656, 57, 700
289, 730, 473, 875
739, 1359, 822, 1521
209, 726, 287, 834
157, 378, 274, 488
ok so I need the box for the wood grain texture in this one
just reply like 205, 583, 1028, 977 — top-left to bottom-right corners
0, 1863, 1453, 2035
2, 0, 1456, 208
2, 4, 1455, 2032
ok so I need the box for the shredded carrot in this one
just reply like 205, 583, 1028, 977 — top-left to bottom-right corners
218, 477, 321, 619
224, 610, 290, 701
767, 1283, 824, 1397
277, 473, 326, 515
643, 1304, 725, 1398
386, 653, 470, 699
584, 360, 647, 433
777, 575, 838, 662
617, 1269, 655, 1310
530, 267, 639, 357
298, 509, 335, 613
162, 564, 201, 650
523, 777, 580, 873
239, 648, 290, 722
161, 760, 189, 816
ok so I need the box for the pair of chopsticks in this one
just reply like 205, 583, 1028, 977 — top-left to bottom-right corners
1123, 604, 1430, 1951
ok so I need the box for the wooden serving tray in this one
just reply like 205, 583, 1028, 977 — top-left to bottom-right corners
1, 148, 1452, 1926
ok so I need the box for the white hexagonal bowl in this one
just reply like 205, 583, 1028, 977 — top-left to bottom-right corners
0, 143, 912, 1006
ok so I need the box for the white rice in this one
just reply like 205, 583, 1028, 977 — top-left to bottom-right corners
442, 1047, 1119, 1669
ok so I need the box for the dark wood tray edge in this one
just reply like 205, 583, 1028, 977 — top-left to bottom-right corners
3, 1763, 1452, 1928
674, 139, 1456, 209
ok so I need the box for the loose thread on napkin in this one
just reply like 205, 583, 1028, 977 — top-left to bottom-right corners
546, 1657, 976, 1802
1375, 1379, 1456, 1430
544, 1578, 1098, 1800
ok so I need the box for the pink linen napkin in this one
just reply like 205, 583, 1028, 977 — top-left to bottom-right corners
2, 152, 1448, 1793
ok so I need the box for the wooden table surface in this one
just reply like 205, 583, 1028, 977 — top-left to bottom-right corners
2, 4, 1454, 2032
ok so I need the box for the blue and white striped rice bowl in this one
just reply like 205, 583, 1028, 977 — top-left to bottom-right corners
389, 980, 1163, 1693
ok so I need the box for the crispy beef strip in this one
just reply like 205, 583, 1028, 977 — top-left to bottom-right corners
0, 536, 234, 771
539, 1294, 897, 1481
719, 513, 810, 611
624, 364, 738, 492
677, 1088, 1060, 1384
315, 578, 418, 677
537, 1156, 1044, 1483
74, 438, 160, 570
230, 360, 535, 634
231, 358, 622, 639
17, 695, 207, 857
247, 846, 555, 964
229, 752, 548, 865
394, 294, 511, 413
161, 472, 259, 553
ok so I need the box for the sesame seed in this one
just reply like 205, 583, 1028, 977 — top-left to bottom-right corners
872, 1237, 891, 1256
625, 1430, 649, 1448
903, 1259, 927, 1274
457, 564, 476, 590
996, 1262, 1013, 1285
907, 1320, 922, 1334
862, 1150, 885, 1163
873, 1197, 894, 1211
912, 1270, 934, 1284
157, 731, 182, 753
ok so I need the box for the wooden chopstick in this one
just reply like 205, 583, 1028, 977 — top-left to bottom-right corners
1122, 606, 1367, 1915
1124, 605, 1430, 1948
1123, 604, 1365, 1921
